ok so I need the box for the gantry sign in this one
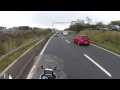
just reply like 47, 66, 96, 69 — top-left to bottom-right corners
52, 21, 76, 31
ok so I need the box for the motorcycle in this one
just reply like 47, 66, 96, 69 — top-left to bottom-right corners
3, 54, 67, 79
55, 33, 58, 37
32, 54, 67, 79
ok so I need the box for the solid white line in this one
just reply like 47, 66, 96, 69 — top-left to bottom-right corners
69, 35, 120, 57
84, 54, 112, 78
26, 66, 36, 79
66, 40, 70, 43
39, 35, 54, 55
91, 43, 120, 58
27, 35, 54, 79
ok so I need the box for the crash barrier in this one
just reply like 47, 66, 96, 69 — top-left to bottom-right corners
0, 32, 53, 79
0, 33, 51, 62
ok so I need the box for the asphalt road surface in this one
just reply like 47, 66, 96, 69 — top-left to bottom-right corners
39, 33, 120, 79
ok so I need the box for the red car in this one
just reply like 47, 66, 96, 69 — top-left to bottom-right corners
74, 35, 90, 45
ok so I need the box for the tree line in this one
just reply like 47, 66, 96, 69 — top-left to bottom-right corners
66, 16, 120, 32
0, 26, 52, 31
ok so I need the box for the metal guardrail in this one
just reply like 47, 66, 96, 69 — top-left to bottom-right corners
0, 33, 51, 62
0, 32, 53, 79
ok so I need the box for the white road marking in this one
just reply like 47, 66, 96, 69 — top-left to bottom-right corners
26, 65, 36, 79
91, 43, 120, 58
66, 40, 70, 43
27, 35, 54, 79
84, 54, 112, 78
69, 35, 120, 58
40, 35, 54, 55
62, 37, 63, 38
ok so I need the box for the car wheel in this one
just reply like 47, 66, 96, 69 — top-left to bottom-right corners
87, 44, 90, 46
78, 42, 80, 45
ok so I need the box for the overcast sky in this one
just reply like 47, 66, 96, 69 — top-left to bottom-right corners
1, 11, 120, 30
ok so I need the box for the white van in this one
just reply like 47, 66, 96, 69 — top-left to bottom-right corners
63, 31, 68, 36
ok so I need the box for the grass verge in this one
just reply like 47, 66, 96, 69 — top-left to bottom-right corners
0, 39, 40, 73
69, 30, 120, 55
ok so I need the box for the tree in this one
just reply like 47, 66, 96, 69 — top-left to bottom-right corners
64, 28, 69, 31
109, 20, 120, 31
95, 22, 105, 30
17, 26, 31, 30
86, 16, 92, 30
110, 20, 120, 26
69, 23, 85, 33
0, 26, 5, 30
69, 24, 75, 31
90, 24, 97, 30
86, 16, 92, 24
33, 27, 39, 30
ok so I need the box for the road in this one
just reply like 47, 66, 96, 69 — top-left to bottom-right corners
40, 33, 120, 79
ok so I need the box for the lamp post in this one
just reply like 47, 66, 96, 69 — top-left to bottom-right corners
52, 22, 54, 32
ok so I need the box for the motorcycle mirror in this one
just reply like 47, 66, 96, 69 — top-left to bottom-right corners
4, 73, 12, 79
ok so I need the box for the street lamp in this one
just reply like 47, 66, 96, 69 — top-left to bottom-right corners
52, 22, 53, 32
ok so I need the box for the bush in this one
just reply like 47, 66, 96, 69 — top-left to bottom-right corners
79, 30, 120, 54
0, 29, 50, 57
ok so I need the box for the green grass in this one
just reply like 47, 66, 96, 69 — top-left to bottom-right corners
0, 30, 50, 56
68, 31, 78, 37
69, 30, 120, 55
0, 39, 40, 73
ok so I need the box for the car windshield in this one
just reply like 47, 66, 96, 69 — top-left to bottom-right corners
81, 36, 88, 39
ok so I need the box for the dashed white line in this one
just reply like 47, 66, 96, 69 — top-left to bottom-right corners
66, 40, 70, 43
84, 54, 112, 78
91, 43, 120, 58
69, 35, 120, 58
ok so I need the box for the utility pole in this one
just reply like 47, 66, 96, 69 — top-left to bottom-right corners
52, 22, 53, 32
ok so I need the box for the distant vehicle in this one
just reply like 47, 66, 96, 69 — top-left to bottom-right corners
74, 35, 90, 45
55, 33, 58, 37
63, 31, 68, 35
55, 31, 59, 34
